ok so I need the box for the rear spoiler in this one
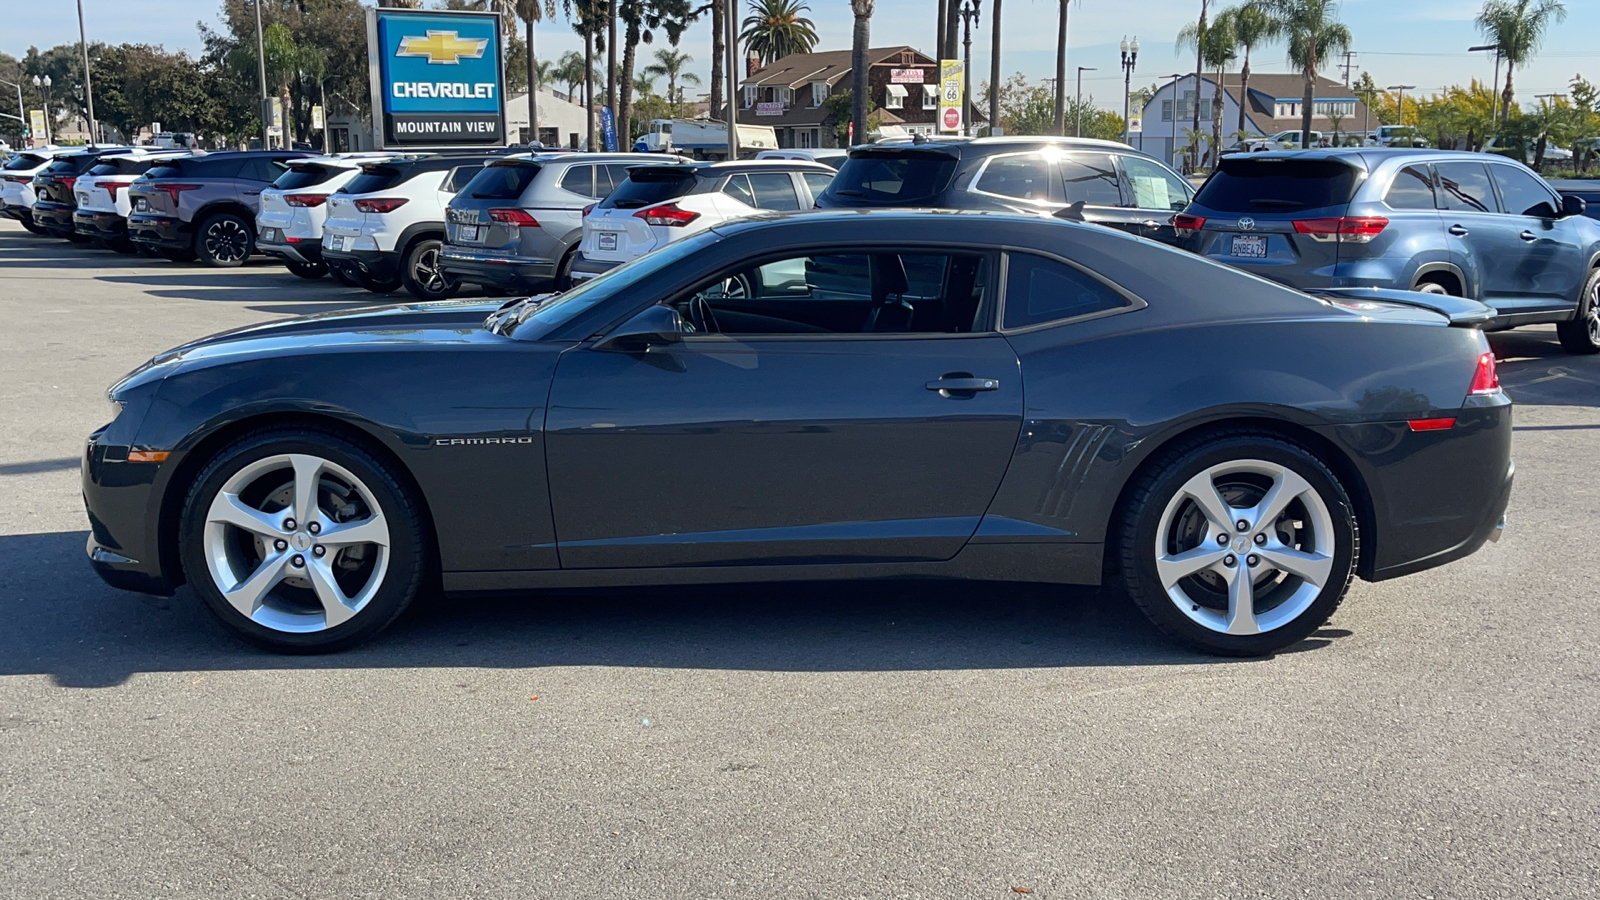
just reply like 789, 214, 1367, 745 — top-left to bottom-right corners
1308, 287, 1495, 327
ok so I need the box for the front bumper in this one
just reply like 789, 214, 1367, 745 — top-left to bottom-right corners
82, 428, 175, 596
440, 246, 557, 290
128, 213, 192, 250
324, 246, 399, 282
74, 209, 128, 240
32, 200, 77, 236
570, 254, 622, 282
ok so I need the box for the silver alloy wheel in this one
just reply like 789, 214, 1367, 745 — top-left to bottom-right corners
1414, 281, 1450, 295
1154, 459, 1336, 636
202, 453, 390, 633
1587, 280, 1600, 346
204, 218, 251, 263
413, 244, 448, 292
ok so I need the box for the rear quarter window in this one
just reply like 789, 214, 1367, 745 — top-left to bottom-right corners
1384, 165, 1437, 210
1002, 253, 1129, 329
1194, 158, 1360, 213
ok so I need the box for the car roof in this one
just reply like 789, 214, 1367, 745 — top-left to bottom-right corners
1547, 180, 1600, 192
1224, 148, 1508, 165
859, 135, 1138, 154
629, 159, 838, 176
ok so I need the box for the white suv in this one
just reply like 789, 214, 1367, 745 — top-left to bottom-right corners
321, 152, 500, 298
0, 147, 72, 234
573, 160, 835, 281
73, 150, 191, 253
258, 153, 405, 282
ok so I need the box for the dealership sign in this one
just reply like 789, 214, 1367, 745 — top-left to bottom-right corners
367, 7, 506, 147
890, 68, 926, 84
754, 101, 784, 117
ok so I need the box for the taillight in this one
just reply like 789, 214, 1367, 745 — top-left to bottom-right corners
284, 193, 328, 208
59, 176, 77, 192
581, 203, 596, 217
634, 202, 699, 227
1292, 216, 1389, 243
353, 197, 408, 213
1173, 213, 1206, 234
105, 182, 126, 201
1468, 351, 1501, 396
488, 207, 539, 226
148, 182, 201, 205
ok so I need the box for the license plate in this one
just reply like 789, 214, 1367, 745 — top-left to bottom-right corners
328, 235, 345, 251
135, 198, 149, 212
597, 231, 618, 252
1230, 234, 1268, 258
260, 227, 279, 242
458, 224, 481, 243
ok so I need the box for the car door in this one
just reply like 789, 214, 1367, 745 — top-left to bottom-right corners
1486, 162, 1587, 309
1112, 155, 1194, 245
1054, 150, 1130, 233
543, 245, 1024, 569
1436, 160, 1527, 306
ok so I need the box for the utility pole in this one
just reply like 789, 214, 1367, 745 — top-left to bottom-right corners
1075, 66, 1096, 137
1470, 44, 1503, 124
253, 0, 271, 149
1339, 50, 1356, 88
1388, 84, 1415, 127
76, 0, 97, 143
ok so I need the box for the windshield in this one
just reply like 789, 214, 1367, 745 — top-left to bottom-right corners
1193, 158, 1360, 213
508, 230, 723, 340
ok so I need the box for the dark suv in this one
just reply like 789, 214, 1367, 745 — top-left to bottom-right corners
1181, 149, 1600, 353
127, 150, 313, 266
815, 136, 1195, 245
28, 146, 135, 241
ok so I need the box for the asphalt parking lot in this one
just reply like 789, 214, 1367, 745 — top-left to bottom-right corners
2, 216, 1598, 899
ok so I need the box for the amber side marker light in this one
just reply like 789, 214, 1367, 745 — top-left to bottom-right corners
128, 451, 170, 463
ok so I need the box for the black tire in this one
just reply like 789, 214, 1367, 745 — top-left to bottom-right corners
109, 236, 140, 255
194, 211, 254, 267
65, 231, 92, 244
178, 428, 429, 653
401, 238, 460, 301
1115, 431, 1359, 657
285, 259, 329, 279
330, 266, 361, 287
1556, 268, 1600, 355
358, 270, 404, 293
554, 246, 578, 291
157, 246, 197, 262
19, 213, 48, 235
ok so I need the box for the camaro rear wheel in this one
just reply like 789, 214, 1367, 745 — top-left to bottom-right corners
179, 429, 427, 653
1118, 434, 1357, 656
1556, 269, 1600, 355
195, 212, 254, 267
401, 238, 460, 301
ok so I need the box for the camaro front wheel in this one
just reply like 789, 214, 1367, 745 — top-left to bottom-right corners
1117, 434, 1358, 656
178, 429, 428, 653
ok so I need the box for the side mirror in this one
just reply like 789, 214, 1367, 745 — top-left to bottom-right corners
594, 304, 685, 352
1562, 194, 1588, 219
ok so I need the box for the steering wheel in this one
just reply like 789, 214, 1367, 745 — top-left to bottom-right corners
688, 294, 720, 334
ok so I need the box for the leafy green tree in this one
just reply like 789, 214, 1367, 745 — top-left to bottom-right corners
1178, 11, 1236, 167
740, 0, 819, 66
1222, 2, 1281, 134
1475, 0, 1567, 122
1260, 0, 1352, 146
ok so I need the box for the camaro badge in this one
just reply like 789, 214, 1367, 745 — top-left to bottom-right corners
398, 31, 488, 65
434, 437, 535, 446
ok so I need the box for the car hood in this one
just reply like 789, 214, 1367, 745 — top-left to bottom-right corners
112, 298, 511, 395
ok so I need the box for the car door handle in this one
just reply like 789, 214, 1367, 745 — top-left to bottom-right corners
1520, 230, 1538, 242
926, 376, 1000, 395
1448, 225, 1470, 236
242, 190, 261, 196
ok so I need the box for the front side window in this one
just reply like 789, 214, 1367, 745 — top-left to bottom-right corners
1384, 165, 1437, 211
1003, 253, 1129, 329
1489, 164, 1560, 218
974, 153, 1055, 202
672, 250, 993, 335
1057, 152, 1122, 206
1436, 162, 1497, 214
1119, 156, 1191, 211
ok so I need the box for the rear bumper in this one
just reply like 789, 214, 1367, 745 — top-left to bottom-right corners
571, 254, 623, 282
440, 245, 557, 289
74, 209, 128, 240
324, 246, 399, 282
0, 205, 28, 220
128, 213, 191, 249
32, 200, 77, 235
258, 236, 321, 265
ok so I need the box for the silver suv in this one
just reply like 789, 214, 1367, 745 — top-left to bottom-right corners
440, 152, 685, 293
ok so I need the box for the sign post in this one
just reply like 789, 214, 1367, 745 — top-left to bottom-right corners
367, 7, 507, 149
938, 60, 964, 135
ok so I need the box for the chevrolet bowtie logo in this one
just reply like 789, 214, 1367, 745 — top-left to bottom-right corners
397, 30, 488, 65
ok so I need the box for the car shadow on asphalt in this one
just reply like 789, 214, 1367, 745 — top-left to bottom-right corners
1491, 328, 1600, 409
0, 530, 1322, 688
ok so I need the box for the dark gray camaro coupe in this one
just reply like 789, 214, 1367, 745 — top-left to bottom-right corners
84, 210, 1513, 656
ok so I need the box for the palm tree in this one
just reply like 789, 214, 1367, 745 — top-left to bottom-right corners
1476, 0, 1567, 123
644, 47, 702, 113
512, 1, 558, 140
850, 0, 873, 145
1261, 0, 1351, 146
1179, 12, 1237, 167
1224, 1, 1281, 134
740, 0, 819, 66
1187, 0, 1210, 169
710, 0, 725, 119
554, 50, 586, 101
1053, 0, 1077, 135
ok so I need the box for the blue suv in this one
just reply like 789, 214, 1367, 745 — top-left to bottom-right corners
1179, 149, 1600, 353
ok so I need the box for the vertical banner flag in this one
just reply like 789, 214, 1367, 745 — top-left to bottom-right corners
369, 7, 507, 147
28, 110, 46, 144
601, 106, 618, 152
938, 60, 964, 135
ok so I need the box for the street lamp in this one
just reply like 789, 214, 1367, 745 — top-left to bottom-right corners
1075, 66, 1096, 137
32, 75, 52, 144
959, 0, 982, 136
1387, 84, 1416, 127
1470, 43, 1503, 124
1119, 36, 1139, 144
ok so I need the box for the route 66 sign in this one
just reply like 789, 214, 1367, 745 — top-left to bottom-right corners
938, 59, 964, 134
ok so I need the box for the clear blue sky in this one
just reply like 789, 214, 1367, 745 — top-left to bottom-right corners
3, 0, 1598, 111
